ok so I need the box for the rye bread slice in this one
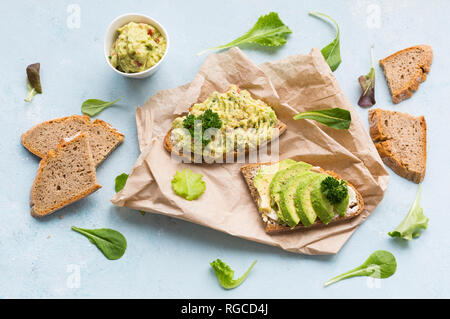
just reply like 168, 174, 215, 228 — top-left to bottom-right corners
369, 108, 426, 183
240, 162, 364, 234
30, 132, 101, 217
164, 120, 287, 163
21, 115, 124, 167
379, 45, 433, 104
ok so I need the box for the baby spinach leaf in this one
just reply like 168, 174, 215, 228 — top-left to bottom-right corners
293, 108, 351, 129
388, 185, 429, 240
114, 173, 145, 215
115, 173, 129, 193
81, 97, 122, 117
24, 63, 42, 102
358, 45, 376, 107
198, 12, 291, 55
324, 250, 397, 287
210, 259, 257, 289
71, 226, 127, 260
171, 168, 206, 200
309, 12, 341, 71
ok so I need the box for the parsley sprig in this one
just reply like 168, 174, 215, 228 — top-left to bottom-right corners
183, 109, 222, 146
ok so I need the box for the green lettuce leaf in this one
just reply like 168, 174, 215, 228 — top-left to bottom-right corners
198, 12, 291, 55
210, 259, 257, 289
388, 185, 429, 240
171, 168, 206, 200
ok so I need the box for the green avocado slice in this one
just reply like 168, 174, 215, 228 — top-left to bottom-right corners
254, 159, 297, 213
310, 175, 335, 224
270, 162, 312, 211
294, 174, 321, 227
279, 172, 315, 228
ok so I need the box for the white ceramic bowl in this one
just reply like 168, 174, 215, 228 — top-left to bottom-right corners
104, 13, 169, 79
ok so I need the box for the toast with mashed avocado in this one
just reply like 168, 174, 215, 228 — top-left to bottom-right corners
164, 85, 287, 162
240, 159, 364, 234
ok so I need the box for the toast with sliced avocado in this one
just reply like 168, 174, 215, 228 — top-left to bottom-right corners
240, 160, 364, 234
164, 85, 287, 163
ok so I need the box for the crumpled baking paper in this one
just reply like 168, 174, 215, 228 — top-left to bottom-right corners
111, 47, 389, 255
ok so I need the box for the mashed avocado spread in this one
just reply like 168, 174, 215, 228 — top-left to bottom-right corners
171, 85, 278, 157
110, 22, 166, 73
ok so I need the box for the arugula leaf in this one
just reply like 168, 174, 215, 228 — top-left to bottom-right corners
81, 97, 122, 117
198, 12, 291, 55
72, 226, 127, 260
24, 63, 42, 102
324, 250, 397, 287
293, 108, 351, 129
171, 169, 206, 200
358, 45, 376, 107
210, 259, 257, 289
388, 185, 429, 240
115, 173, 128, 193
309, 12, 341, 71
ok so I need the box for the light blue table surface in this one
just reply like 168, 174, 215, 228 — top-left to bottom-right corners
1, 0, 449, 299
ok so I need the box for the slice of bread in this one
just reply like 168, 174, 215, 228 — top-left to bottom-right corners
21, 115, 124, 167
379, 45, 433, 104
240, 161, 364, 234
369, 108, 426, 183
30, 132, 101, 217
164, 121, 287, 162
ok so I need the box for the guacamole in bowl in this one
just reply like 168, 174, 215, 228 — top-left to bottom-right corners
110, 21, 167, 73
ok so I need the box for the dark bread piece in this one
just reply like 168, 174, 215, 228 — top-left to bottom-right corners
21, 115, 124, 167
369, 108, 426, 183
30, 132, 101, 217
240, 161, 364, 234
379, 45, 433, 104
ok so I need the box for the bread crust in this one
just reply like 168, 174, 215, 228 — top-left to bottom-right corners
368, 108, 426, 183
240, 161, 365, 234
379, 45, 433, 104
30, 132, 102, 218
164, 120, 287, 163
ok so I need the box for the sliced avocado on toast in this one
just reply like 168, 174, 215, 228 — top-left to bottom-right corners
310, 175, 335, 224
254, 159, 297, 213
294, 173, 322, 227
269, 162, 312, 210
279, 172, 314, 228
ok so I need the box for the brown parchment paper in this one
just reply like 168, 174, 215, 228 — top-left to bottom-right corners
111, 47, 389, 255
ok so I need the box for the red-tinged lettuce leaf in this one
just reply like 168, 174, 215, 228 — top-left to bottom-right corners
358, 46, 376, 107
358, 69, 375, 107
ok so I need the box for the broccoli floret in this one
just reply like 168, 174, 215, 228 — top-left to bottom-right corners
321, 176, 348, 204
